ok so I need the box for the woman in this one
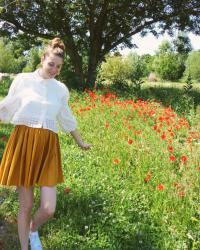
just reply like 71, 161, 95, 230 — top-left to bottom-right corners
0, 38, 91, 250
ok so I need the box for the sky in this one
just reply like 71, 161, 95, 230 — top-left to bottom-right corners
120, 32, 200, 56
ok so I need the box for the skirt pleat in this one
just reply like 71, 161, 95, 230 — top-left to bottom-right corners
0, 125, 64, 187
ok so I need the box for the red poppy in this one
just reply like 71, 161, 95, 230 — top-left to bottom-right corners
196, 167, 200, 171
168, 146, 173, 152
161, 133, 166, 140
169, 155, 176, 162
64, 188, 71, 194
156, 184, 165, 191
180, 155, 187, 163
178, 191, 185, 197
186, 137, 193, 143
153, 125, 157, 130
168, 139, 172, 144
128, 139, 133, 145
105, 123, 109, 128
113, 159, 120, 164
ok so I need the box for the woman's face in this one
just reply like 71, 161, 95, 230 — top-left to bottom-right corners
41, 54, 63, 79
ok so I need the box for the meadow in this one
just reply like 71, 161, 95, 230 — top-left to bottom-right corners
0, 77, 200, 250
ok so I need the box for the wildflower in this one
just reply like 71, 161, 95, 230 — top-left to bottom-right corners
168, 139, 172, 144
161, 133, 166, 140
0, 135, 7, 142
173, 182, 181, 189
156, 184, 165, 191
180, 155, 187, 163
186, 137, 193, 143
144, 173, 152, 183
153, 125, 157, 130
64, 187, 71, 194
169, 155, 176, 162
113, 159, 120, 164
168, 146, 173, 152
105, 123, 109, 128
128, 139, 133, 145
196, 167, 200, 171
178, 191, 185, 197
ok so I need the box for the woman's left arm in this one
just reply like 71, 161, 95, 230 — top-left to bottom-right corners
70, 129, 92, 150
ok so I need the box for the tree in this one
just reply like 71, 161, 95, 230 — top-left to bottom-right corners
185, 51, 200, 81
0, 38, 20, 73
0, 0, 199, 87
172, 31, 192, 55
156, 40, 173, 54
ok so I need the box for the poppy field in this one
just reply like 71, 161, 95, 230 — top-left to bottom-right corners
0, 81, 200, 249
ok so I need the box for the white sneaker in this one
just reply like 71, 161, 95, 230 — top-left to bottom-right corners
29, 231, 43, 250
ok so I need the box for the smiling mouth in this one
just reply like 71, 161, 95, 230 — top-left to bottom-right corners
49, 72, 56, 77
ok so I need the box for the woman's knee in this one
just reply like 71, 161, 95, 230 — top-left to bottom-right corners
40, 205, 56, 218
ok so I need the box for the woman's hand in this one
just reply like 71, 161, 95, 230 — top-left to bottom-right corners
78, 142, 92, 150
70, 130, 92, 150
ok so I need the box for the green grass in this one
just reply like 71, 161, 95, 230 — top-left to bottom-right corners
0, 78, 200, 249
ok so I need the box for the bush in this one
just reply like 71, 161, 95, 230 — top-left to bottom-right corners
153, 52, 185, 81
125, 53, 146, 80
0, 76, 12, 96
0, 40, 17, 73
98, 55, 129, 85
184, 51, 200, 82
141, 54, 155, 77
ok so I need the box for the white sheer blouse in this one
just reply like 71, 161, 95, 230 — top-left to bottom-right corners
0, 69, 77, 133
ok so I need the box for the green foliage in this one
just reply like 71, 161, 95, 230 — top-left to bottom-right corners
185, 51, 200, 82
153, 52, 185, 81
126, 53, 146, 80
98, 55, 129, 85
156, 40, 173, 54
184, 74, 193, 94
0, 38, 27, 73
0, 77, 12, 96
0, 40, 17, 73
172, 32, 192, 56
141, 54, 155, 76
58, 56, 82, 90
98, 53, 145, 93
22, 47, 41, 72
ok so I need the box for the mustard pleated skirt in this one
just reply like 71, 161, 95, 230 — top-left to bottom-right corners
0, 125, 64, 187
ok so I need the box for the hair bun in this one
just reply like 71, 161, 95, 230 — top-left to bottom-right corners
49, 37, 65, 51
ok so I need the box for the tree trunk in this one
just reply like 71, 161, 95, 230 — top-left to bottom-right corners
64, 45, 85, 86
86, 38, 103, 88
86, 56, 99, 88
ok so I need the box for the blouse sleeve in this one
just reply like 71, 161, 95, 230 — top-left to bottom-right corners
0, 74, 21, 122
57, 87, 77, 133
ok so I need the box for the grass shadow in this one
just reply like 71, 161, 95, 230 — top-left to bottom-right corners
42, 189, 160, 250
0, 188, 19, 250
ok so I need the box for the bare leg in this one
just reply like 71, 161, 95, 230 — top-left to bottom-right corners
17, 187, 34, 250
30, 186, 56, 232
